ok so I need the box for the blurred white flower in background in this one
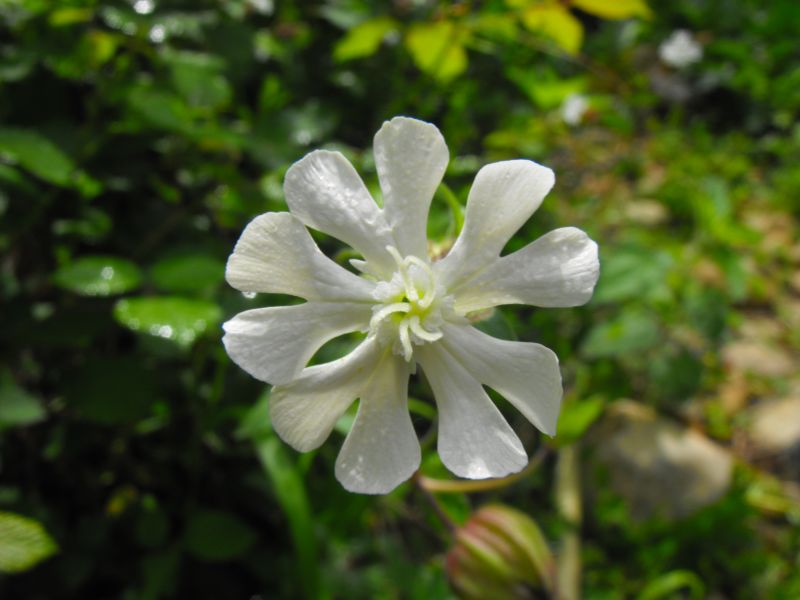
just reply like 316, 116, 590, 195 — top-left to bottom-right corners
659, 29, 703, 68
223, 117, 599, 494
561, 94, 589, 126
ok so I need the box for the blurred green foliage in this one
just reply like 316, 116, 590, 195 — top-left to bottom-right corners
1, 0, 799, 598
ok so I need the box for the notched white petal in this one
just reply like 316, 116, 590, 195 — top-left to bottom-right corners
452, 227, 600, 313
225, 212, 374, 302
335, 354, 419, 494
441, 324, 562, 436
284, 149, 395, 274
270, 338, 383, 452
222, 302, 372, 386
374, 116, 449, 260
438, 159, 555, 288
416, 345, 528, 479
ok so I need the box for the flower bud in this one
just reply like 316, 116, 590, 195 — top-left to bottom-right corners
446, 504, 555, 599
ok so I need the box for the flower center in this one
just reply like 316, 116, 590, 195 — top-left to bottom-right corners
369, 246, 455, 362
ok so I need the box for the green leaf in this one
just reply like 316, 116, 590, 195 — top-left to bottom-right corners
507, 69, 586, 109
556, 395, 605, 445
53, 256, 143, 297
183, 509, 256, 562
334, 17, 398, 62
571, 0, 652, 20
255, 435, 320, 599
520, 4, 583, 55
126, 87, 192, 132
150, 253, 225, 295
405, 21, 469, 83
591, 247, 672, 305
0, 511, 58, 573
166, 51, 232, 110
0, 128, 74, 185
636, 570, 705, 600
242, 395, 320, 599
0, 374, 46, 428
113, 297, 222, 349
582, 310, 660, 358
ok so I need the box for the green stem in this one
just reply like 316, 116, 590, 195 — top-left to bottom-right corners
437, 182, 465, 237
418, 445, 549, 494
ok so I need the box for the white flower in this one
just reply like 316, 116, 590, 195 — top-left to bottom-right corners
223, 117, 599, 494
658, 30, 702, 69
561, 94, 589, 126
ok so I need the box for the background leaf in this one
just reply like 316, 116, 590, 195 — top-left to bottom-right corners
0, 128, 74, 185
53, 256, 143, 297
0, 512, 58, 573
405, 21, 468, 82
334, 17, 398, 62
113, 297, 222, 349
572, 0, 652, 20
183, 510, 256, 562
0, 373, 45, 428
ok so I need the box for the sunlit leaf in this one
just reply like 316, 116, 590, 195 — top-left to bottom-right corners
520, 4, 583, 55
405, 21, 469, 83
0, 512, 58, 573
113, 297, 222, 349
571, 0, 652, 20
556, 395, 605, 445
183, 509, 256, 562
53, 256, 142, 297
334, 17, 398, 62
0, 128, 74, 185
48, 7, 93, 27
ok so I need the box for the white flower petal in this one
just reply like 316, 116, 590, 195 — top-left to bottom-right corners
416, 344, 528, 479
270, 337, 383, 452
451, 227, 599, 313
374, 117, 449, 259
437, 160, 555, 288
225, 212, 375, 302
440, 324, 562, 436
222, 302, 372, 385
335, 354, 419, 494
284, 150, 395, 274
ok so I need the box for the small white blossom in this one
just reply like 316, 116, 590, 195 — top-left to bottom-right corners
659, 30, 703, 69
561, 94, 589, 126
223, 117, 599, 494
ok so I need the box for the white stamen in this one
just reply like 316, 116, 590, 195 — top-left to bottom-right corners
408, 316, 443, 343
370, 302, 410, 330
370, 247, 454, 361
398, 321, 413, 361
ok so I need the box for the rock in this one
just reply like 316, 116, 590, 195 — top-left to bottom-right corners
721, 341, 795, 378
588, 401, 733, 521
624, 199, 668, 225
747, 396, 800, 456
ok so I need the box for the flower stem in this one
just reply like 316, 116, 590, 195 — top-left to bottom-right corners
437, 182, 465, 236
418, 445, 550, 494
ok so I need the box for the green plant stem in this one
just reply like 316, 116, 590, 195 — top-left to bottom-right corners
437, 182, 465, 237
418, 445, 550, 494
